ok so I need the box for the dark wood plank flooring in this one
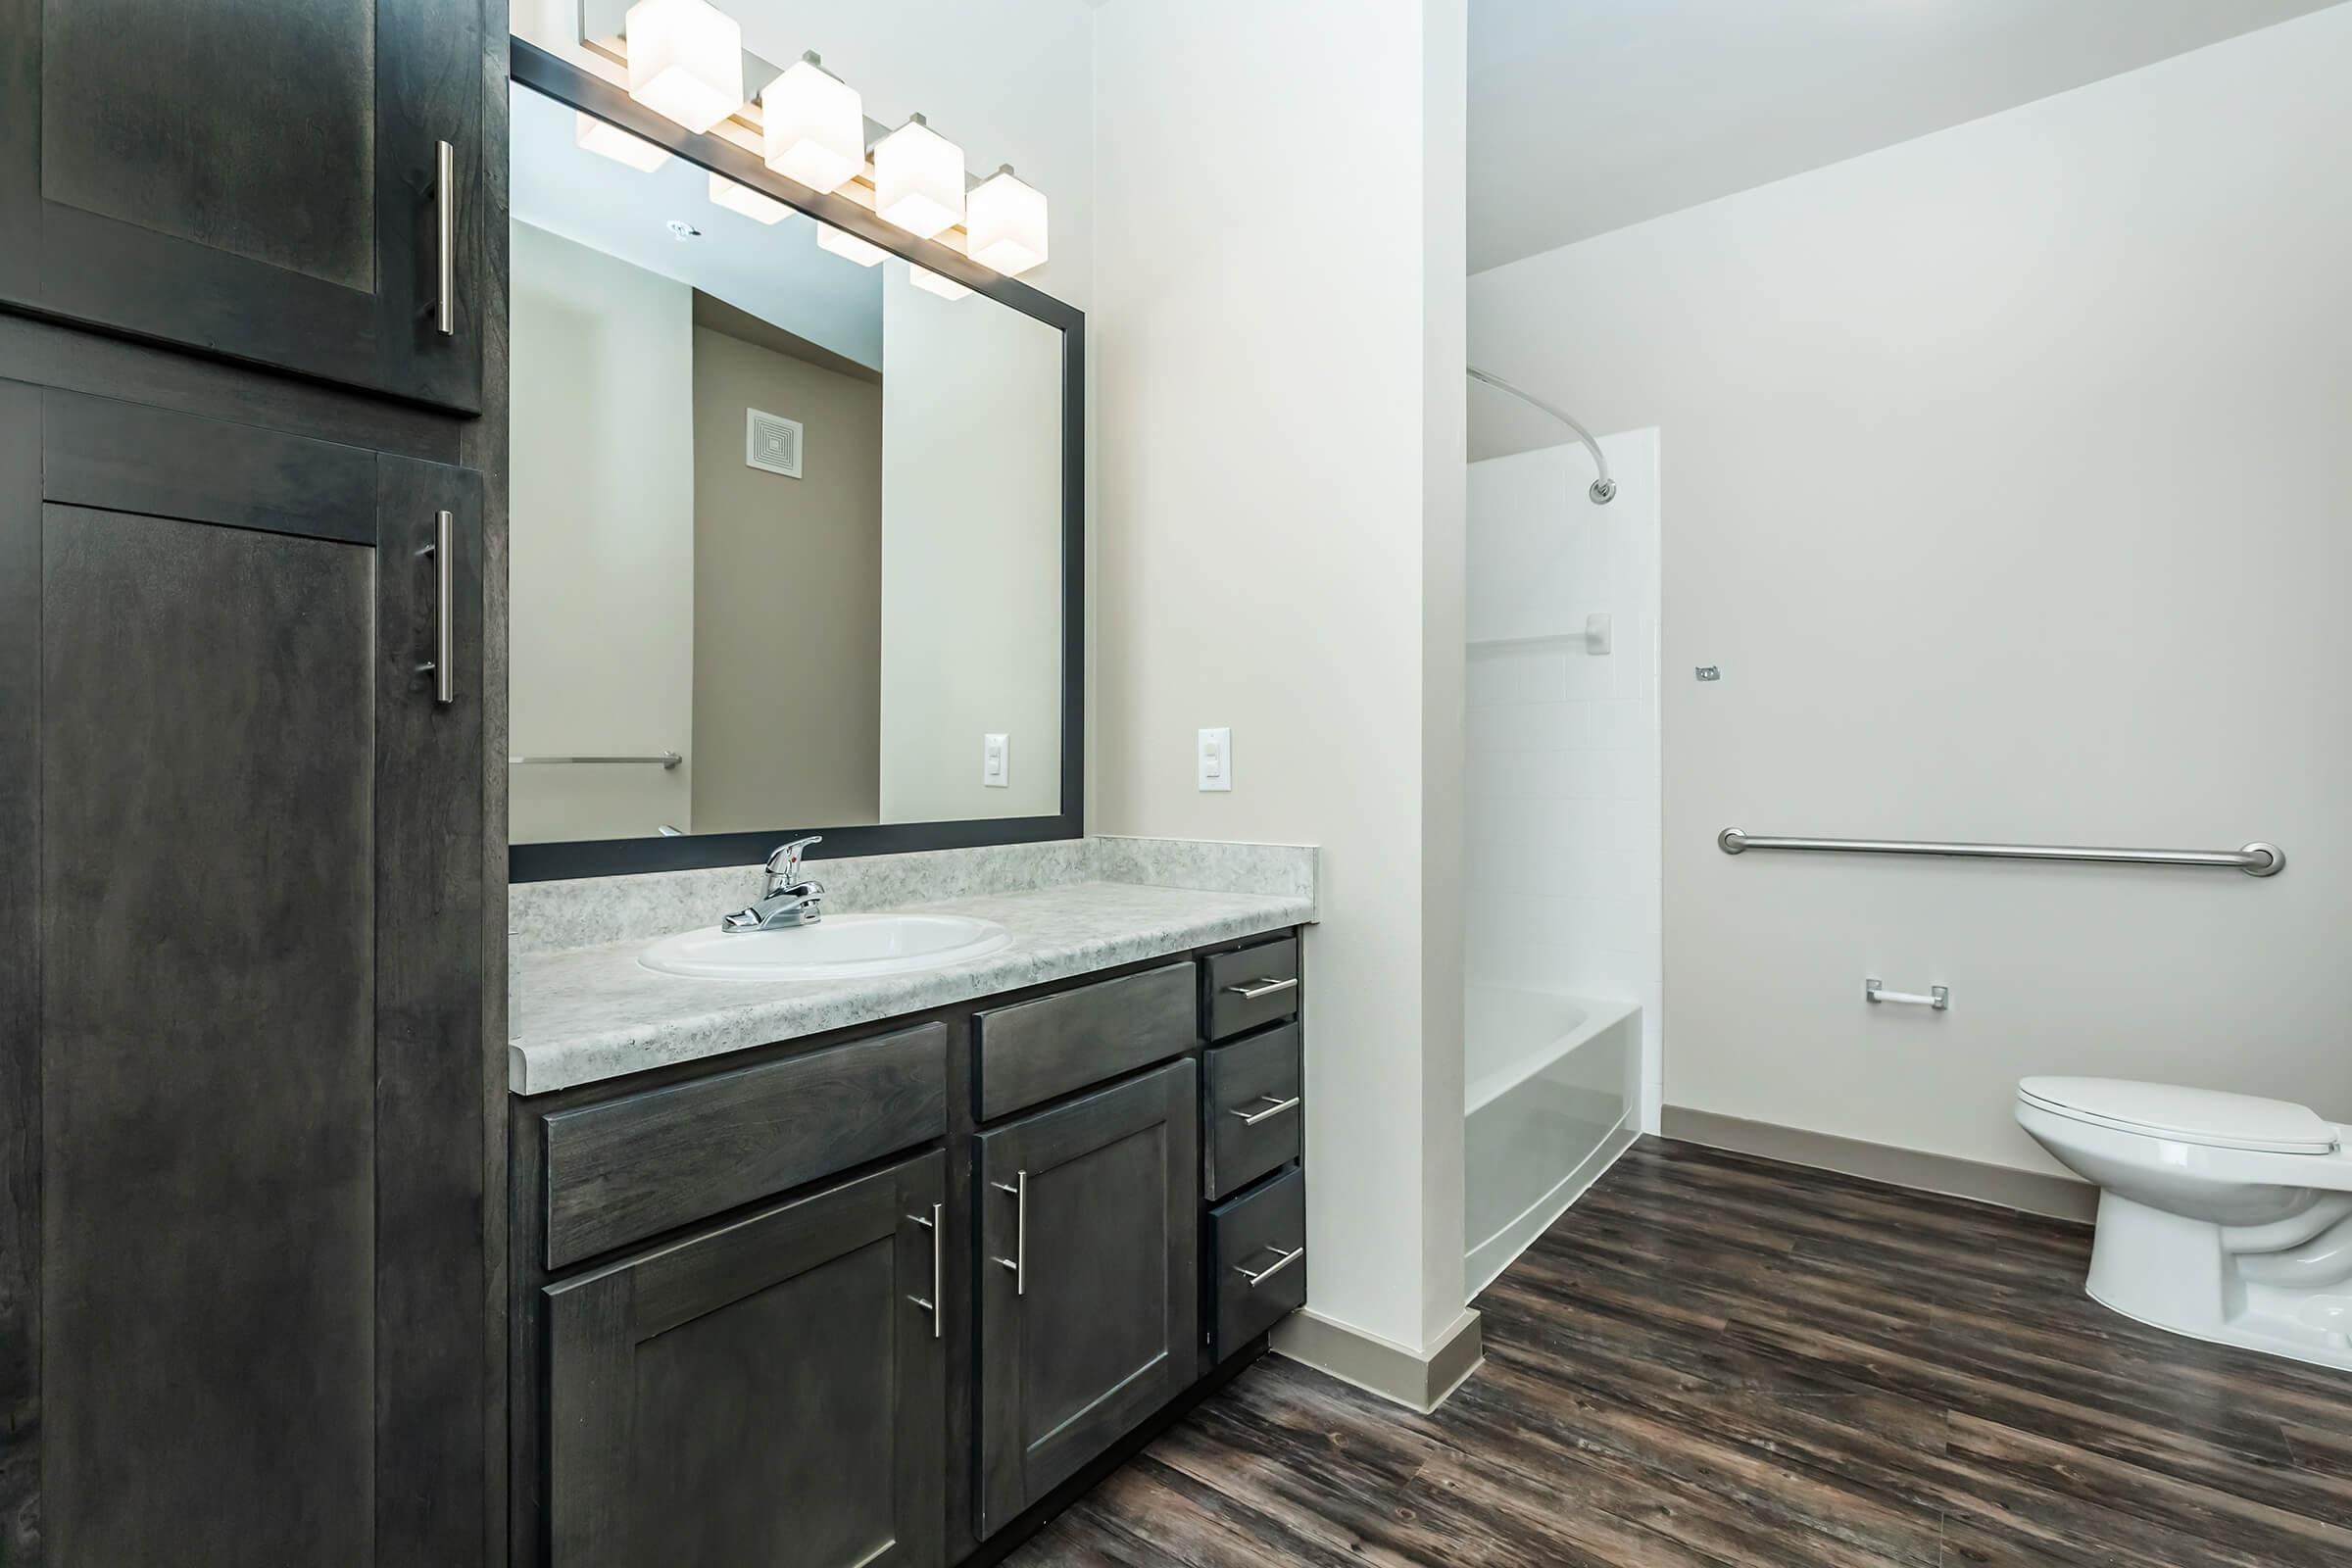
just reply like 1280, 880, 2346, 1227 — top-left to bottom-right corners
1006, 1137, 2352, 1567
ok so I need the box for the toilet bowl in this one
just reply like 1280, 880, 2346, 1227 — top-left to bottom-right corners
2015, 1076, 2352, 1371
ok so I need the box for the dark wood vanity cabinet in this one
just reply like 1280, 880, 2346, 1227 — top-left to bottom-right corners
545, 1152, 949, 1568
0, 0, 487, 412
1, 383, 489, 1563
513, 932, 1306, 1567
973, 1060, 1200, 1538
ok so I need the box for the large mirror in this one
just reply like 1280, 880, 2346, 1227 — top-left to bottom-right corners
505, 72, 1078, 879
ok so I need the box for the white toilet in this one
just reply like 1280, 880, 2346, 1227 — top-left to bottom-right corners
2015, 1076, 2352, 1370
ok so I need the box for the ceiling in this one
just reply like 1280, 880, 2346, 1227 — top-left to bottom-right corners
1468, 0, 2344, 272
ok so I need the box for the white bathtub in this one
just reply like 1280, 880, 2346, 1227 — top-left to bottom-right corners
1465, 986, 1641, 1296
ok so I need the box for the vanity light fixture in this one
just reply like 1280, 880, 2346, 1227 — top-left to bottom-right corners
872, 113, 964, 238
574, 110, 671, 172
908, 266, 971, 301
623, 0, 743, 134
965, 165, 1049, 275
762, 52, 864, 193
816, 221, 888, 267
708, 172, 790, 224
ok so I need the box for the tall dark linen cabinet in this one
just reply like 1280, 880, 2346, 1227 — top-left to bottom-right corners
0, 1, 510, 1563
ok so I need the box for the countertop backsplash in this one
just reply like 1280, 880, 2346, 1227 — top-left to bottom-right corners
509, 835, 1319, 957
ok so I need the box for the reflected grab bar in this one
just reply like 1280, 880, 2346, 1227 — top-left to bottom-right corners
1718, 829, 2282, 877
511, 753, 683, 770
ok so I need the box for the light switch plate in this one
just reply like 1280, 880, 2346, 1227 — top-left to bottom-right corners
1197, 727, 1232, 792
983, 732, 1009, 787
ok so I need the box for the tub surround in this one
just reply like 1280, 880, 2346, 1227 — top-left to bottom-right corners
1464, 985, 1642, 1294
509, 837, 1317, 1094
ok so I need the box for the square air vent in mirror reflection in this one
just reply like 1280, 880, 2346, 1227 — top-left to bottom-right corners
746, 407, 803, 478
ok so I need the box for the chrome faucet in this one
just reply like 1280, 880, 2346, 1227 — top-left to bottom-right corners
720, 836, 827, 932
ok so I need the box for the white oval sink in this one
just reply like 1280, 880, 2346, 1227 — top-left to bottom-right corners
639, 912, 1013, 981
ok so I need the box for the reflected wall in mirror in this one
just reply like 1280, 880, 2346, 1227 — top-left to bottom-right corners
508, 80, 1069, 855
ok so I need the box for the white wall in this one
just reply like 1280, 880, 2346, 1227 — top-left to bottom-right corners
510, 220, 697, 842
878, 263, 1065, 821
1466, 432, 1663, 1128
1468, 9, 2352, 1175
1095, 0, 1470, 1359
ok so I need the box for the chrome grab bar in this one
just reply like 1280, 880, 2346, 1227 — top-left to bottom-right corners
1235, 1245, 1304, 1288
1222, 976, 1298, 1001
510, 752, 683, 769
1866, 979, 1948, 1010
1719, 828, 2283, 878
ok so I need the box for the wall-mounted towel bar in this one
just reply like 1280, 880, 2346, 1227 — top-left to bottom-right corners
511, 752, 683, 769
1866, 978, 1948, 1010
1719, 828, 2283, 877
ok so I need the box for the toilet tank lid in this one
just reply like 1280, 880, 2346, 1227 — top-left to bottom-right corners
2018, 1076, 2339, 1154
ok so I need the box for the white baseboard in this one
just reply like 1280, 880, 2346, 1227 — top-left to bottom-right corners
1270, 1305, 1485, 1414
1661, 1106, 2096, 1222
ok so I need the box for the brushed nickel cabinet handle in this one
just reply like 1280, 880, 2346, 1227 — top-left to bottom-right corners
416, 510, 454, 706
434, 139, 456, 335
1222, 976, 1298, 1001
1235, 1245, 1303, 1288
906, 1202, 942, 1338
992, 1171, 1027, 1297
1229, 1095, 1300, 1127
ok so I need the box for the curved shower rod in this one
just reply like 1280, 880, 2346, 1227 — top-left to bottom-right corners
1466, 367, 1616, 504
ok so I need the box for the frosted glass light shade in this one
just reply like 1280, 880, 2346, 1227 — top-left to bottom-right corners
908, 266, 970, 301
816, 222, 887, 267
965, 165, 1048, 275
872, 114, 963, 238
708, 172, 789, 224
574, 111, 670, 172
624, 0, 743, 134
763, 54, 864, 193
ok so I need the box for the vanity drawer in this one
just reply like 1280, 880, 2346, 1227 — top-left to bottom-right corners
1203, 1022, 1301, 1200
973, 959, 1198, 1120
1203, 935, 1299, 1042
1206, 1165, 1307, 1361
540, 1022, 949, 1269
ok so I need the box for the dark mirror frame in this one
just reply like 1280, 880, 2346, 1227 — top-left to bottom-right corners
506, 40, 1084, 882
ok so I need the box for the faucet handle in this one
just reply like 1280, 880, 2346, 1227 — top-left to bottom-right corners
765, 835, 822, 885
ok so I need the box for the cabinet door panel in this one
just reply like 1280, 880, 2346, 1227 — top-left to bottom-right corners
43, 0, 377, 289
975, 1060, 1198, 1536
547, 1152, 948, 1568
40, 501, 379, 1566
0, 0, 483, 411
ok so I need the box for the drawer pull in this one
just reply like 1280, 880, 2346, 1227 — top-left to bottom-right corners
992, 1171, 1028, 1297
906, 1202, 942, 1338
1235, 1244, 1304, 1288
1222, 976, 1298, 1002
1229, 1094, 1301, 1127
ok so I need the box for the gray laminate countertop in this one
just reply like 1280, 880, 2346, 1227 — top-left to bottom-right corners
509, 879, 1314, 1095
